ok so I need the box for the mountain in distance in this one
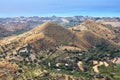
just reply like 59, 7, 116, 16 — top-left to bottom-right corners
96, 19, 120, 27
1, 16, 120, 39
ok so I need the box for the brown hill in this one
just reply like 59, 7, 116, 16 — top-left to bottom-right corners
0, 21, 119, 54
70, 20, 120, 47
81, 20, 116, 40
0, 24, 12, 38
7, 23, 31, 34
29, 22, 81, 50
0, 22, 86, 53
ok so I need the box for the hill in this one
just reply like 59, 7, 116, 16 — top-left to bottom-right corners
70, 20, 120, 48
6, 23, 30, 35
0, 24, 12, 38
0, 21, 120, 80
96, 20, 120, 45
0, 22, 82, 53
1, 21, 120, 54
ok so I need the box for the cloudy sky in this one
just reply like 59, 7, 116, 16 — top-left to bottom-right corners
0, 0, 120, 17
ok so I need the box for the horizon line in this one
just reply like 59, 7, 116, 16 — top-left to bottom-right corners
0, 15, 120, 18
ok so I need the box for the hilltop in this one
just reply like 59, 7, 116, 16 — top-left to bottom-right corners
70, 20, 120, 47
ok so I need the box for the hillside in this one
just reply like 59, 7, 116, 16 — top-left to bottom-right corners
70, 20, 120, 48
0, 22, 81, 54
6, 23, 30, 35
96, 20, 120, 45
0, 24, 12, 38
1, 21, 120, 54
0, 21, 120, 80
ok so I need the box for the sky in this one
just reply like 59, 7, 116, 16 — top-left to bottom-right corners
0, 0, 120, 17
